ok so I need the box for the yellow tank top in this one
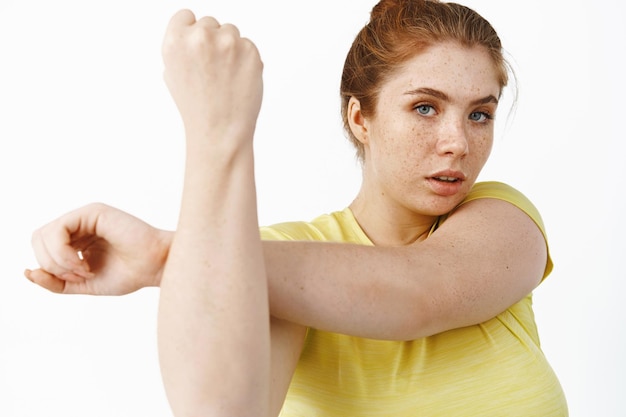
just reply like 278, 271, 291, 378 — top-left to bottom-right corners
261, 181, 567, 416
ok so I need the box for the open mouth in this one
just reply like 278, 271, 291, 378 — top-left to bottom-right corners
432, 176, 460, 183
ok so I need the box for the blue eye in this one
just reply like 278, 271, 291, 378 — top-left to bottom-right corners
469, 111, 492, 122
416, 104, 435, 116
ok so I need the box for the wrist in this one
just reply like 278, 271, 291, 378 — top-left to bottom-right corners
183, 121, 257, 150
153, 229, 173, 287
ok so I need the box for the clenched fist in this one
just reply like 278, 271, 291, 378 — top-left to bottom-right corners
162, 10, 263, 147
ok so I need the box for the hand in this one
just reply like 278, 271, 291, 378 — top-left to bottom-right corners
25, 203, 171, 295
161, 10, 263, 147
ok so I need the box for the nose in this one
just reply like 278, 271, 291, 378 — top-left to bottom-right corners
436, 118, 469, 157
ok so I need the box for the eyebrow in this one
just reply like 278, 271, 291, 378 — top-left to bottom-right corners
404, 87, 499, 106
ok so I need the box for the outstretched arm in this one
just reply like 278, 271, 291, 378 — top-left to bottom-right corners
27, 195, 547, 341
156, 10, 269, 416
264, 197, 548, 340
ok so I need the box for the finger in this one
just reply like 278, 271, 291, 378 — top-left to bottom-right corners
197, 16, 222, 29
218, 23, 242, 40
163, 9, 199, 62
24, 269, 67, 294
240, 36, 263, 63
30, 228, 71, 278
31, 226, 86, 278
168, 9, 197, 30
42, 207, 100, 273
30, 203, 108, 281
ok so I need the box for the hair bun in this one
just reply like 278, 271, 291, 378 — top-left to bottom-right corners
370, 0, 440, 22
370, 0, 402, 21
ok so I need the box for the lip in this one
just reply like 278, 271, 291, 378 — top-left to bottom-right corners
427, 169, 467, 197
429, 169, 467, 181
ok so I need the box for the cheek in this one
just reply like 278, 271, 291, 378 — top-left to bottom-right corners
367, 115, 432, 174
468, 133, 494, 168
378, 128, 430, 181
476, 132, 493, 155
395, 126, 431, 165
378, 122, 430, 152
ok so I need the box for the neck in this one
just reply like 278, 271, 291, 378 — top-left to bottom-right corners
349, 188, 437, 246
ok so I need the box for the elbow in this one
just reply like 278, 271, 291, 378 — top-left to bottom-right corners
401, 301, 439, 341
391, 275, 471, 340
378, 284, 439, 341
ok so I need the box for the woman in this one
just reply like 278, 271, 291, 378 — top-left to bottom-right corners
25, 0, 568, 415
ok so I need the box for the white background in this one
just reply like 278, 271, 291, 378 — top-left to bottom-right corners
0, 1, 624, 416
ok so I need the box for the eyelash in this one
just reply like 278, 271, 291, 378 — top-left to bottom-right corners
415, 104, 436, 116
413, 104, 494, 123
470, 111, 494, 122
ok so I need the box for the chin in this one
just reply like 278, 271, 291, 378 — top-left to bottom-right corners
422, 194, 467, 217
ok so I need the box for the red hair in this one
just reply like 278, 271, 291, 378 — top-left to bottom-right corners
341, 0, 510, 160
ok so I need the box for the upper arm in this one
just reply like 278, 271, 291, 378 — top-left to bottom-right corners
261, 186, 550, 341
412, 197, 548, 336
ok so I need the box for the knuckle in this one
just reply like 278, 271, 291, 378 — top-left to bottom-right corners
86, 201, 105, 211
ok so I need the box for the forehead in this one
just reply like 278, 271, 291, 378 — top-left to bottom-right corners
383, 42, 501, 101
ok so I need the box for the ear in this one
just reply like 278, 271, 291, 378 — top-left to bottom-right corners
347, 96, 369, 145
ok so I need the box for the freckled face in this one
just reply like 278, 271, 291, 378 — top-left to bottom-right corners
358, 42, 501, 220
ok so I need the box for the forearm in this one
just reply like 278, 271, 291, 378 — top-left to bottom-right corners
157, 143, 270, 415
153, 233, 422, 339
155, 202, 543, 342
